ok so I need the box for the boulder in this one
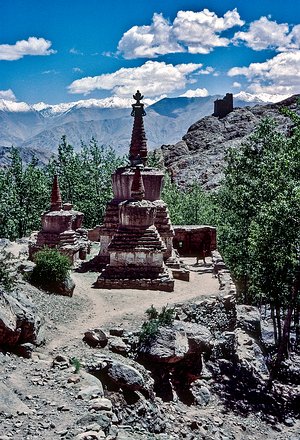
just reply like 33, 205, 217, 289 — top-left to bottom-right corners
140, 326, 189, 363
190, 379, 211, 406
235, 329, 269, 380
108, 336, 128, 355
174, 321, 212, 354
84, 328, 108, 348
0, 382, 32, 416
107, 361, 145, 391
0, 288, 44, 352
236, 304, 261, 337
49, 275, 75, 297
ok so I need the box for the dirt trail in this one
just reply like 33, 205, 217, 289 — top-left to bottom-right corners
46, 257, 219, 351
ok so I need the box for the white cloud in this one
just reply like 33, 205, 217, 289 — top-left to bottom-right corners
68, 61, 208, 97
233, 16, 291, 51
173, 8, 244, 54
70, 48, 83, 55
0, 37, 56, 61
42, 69, 58, 74
118, 13, 183, 59
0, 89, 16, 101
118, 9, 244, 59
73, 67, 83, 73
180, 88, 209, 98
232, 82, 241, 88
228, 50, 300, 96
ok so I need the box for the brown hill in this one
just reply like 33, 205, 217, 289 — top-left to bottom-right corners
160, 95, 300, 189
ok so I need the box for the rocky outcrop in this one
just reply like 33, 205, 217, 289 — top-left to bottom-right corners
161, 95, 300, 189
0, 288, 45, 356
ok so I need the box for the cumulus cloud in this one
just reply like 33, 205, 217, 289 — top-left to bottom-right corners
0, 89, 16, 101
118, 13, 183, 58
0, 37, 56, 61
180, 88, 209, 98
234, 16, 300, 52
118, 9, 244, 58
173, 8, 244, 54
68, 61, 209, 97
228, 50, 300, 96
233, 16, 291, 51
232, 82, 241, 88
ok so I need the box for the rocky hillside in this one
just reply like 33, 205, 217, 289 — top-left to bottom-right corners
0, 240, 299, 439
161, 95, 300, 189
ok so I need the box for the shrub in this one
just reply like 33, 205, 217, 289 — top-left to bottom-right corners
70, 357, 81, 373
31, 248, 71, 285
139, 305, 175, 344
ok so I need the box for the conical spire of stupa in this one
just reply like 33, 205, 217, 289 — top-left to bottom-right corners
50, 174, 62, 211
129, 90, 148, 166
131, 167, 145, 201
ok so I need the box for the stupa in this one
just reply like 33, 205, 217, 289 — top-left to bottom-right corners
98, 90, 174, 264
29, 175, 89, 263
96, 90, 176, 291
96, 167, 174, 291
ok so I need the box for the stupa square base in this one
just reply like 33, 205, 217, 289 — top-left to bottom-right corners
95, 271, 174, 292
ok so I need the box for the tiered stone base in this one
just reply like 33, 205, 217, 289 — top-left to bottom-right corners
95, 270, 174, 292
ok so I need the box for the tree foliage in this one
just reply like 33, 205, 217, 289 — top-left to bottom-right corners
217, 115, 300, 356
0, 138, 123, 240
162, 173, 217, 226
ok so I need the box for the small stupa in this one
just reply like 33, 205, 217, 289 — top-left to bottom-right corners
29, 175, 89, 263
95, 167, 174, 291
98, 90, 174, 264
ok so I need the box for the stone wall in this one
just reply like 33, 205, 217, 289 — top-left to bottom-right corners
173, 225, 216, 257
213, 93, 233, 118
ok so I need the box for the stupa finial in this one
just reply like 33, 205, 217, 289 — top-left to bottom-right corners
129, 90, 148, 167
131, 167, 145, 201
50, 174, 62, 211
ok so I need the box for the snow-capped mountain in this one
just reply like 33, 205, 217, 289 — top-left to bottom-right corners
0, 92, 280, 164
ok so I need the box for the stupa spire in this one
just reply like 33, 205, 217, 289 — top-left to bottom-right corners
131, 167, 145, 201
50, 174, 62, 211
129, 90, 148, 166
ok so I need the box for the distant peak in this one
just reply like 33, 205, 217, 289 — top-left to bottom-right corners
0, 99, 32, 112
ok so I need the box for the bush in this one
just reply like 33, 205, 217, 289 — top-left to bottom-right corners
31, 248, 71, 285
139, 305, 175, 344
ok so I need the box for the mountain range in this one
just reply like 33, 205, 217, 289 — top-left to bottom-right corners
0, 92, 274, 165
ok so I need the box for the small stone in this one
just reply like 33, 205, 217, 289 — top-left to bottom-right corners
89, 398, 112, 412
84, 329, 108, 348
109, 327, 124, 337
74, 430, 105, 439
77, 385, 104, 400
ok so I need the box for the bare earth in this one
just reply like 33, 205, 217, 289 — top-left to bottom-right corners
47, 257, 219, 351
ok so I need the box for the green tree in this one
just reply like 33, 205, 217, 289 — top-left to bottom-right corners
0, 148, 48, 239
48, 136, 123, 227
217, 116, 300, 363
162, 173, 217, 225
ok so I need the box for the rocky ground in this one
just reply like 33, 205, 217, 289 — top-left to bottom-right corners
0, 241, 299, 440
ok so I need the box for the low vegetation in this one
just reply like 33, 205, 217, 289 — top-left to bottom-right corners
139, 305, 175, 344
30, 248, 71, 285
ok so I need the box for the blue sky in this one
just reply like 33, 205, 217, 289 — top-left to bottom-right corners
1, 0, 300, 104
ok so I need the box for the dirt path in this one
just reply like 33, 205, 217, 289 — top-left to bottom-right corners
46, 257, 219, 351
